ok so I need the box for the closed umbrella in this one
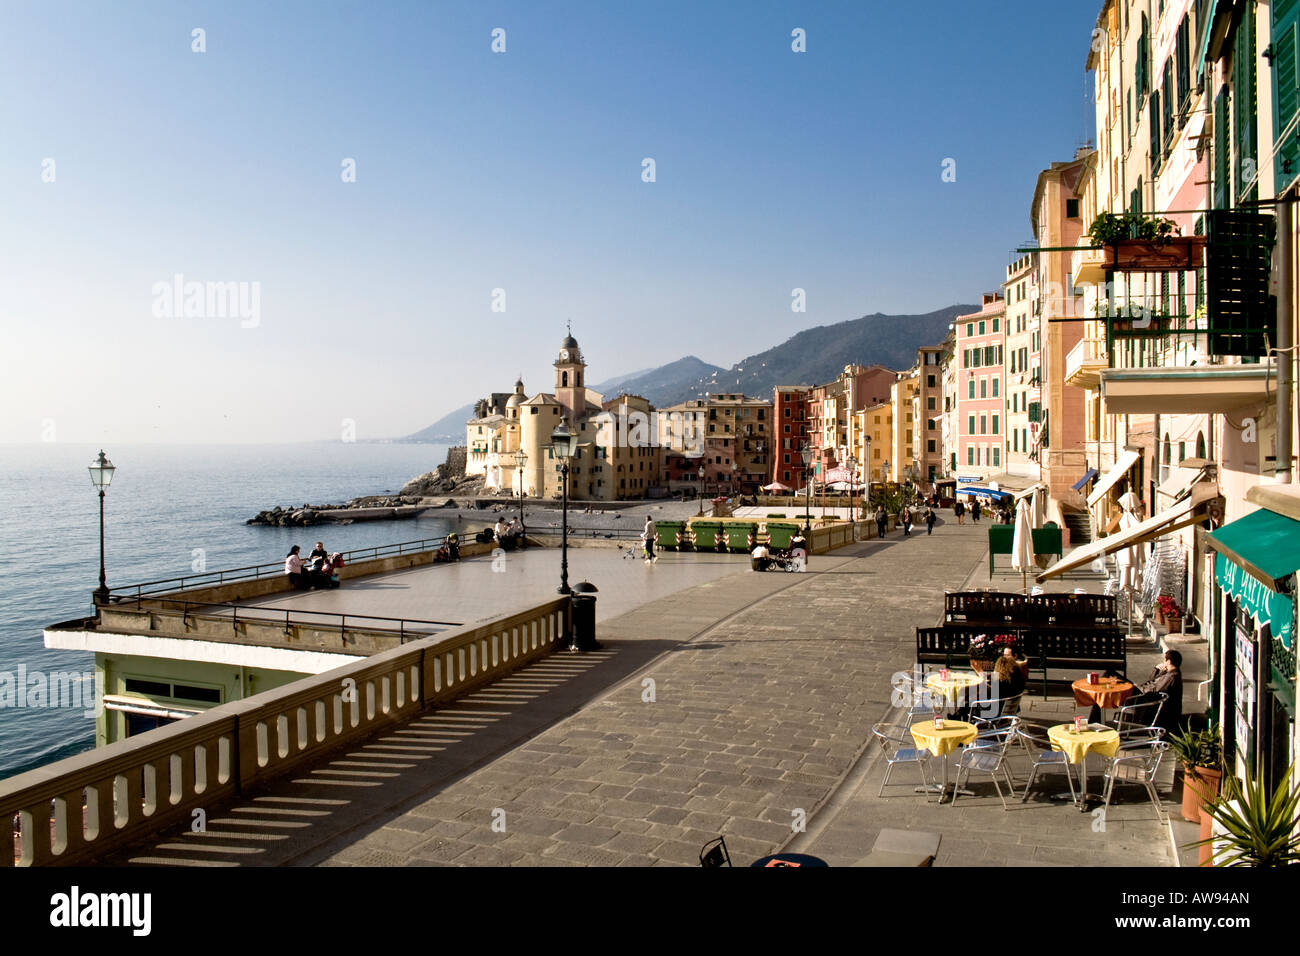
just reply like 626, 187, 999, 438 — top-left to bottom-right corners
1010, 497, 1034, 593
1114, 496, 1143, 591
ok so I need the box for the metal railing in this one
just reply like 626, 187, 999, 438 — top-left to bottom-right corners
108, 533, 460, 601
105, 595, 462, 645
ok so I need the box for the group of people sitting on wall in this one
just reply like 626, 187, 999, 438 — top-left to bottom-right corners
473, 516, 525, 549
284, 542, 345, 589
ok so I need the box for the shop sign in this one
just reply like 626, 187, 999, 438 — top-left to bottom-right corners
1216, 553, 1295, 650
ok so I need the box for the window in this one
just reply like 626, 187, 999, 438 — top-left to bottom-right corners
967, 323, 974, 337
968, 415, 975, 434
1066, 198, 1079, 219
992, 415, 999, 435
980, 379, 987, 398
927, 439, 936, 452
1013, 431, 1019, 452
979, 321, 986, 335
992, 378, 999, 398
993, 447, 1000, 467
967, 447, 975, 465
927, 374, 936, 387
993, 318, 999, 332
968, 380, 975, 399
927, 396, 935, 410
979, 415, 987, 435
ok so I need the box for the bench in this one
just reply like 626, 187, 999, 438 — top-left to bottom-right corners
916, 623, 1126, 697
944, 591, 1116, 629
986, 523, 1063, 577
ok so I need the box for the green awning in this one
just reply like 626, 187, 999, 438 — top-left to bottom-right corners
1210, 508, 1300, 649
1197, 0, 1227, 83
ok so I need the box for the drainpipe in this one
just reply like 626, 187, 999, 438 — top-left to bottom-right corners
1278, 195, 1294, 484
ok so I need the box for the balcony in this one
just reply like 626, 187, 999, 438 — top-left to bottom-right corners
1100, 364, 1277, 415
1064, 336, 1108, 390
1071, 246, 1108, 286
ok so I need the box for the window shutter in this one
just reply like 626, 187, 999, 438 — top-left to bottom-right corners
1177, 15, 1190, 111
1214, 85, 1230, 208
1233, 9, 1259, 203
1273, 0, 1300, 194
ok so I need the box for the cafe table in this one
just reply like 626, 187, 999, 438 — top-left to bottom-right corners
1071, 676, 1134, 715
910, 719, 978, 802
1047, 723, 1121, 811
750, 853, 829, 868
924, 671, 984, 712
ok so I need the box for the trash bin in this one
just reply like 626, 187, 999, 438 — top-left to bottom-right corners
570, 581, 600, 651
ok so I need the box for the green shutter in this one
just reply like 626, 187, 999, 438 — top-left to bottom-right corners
1233, 6, 1259, 203
1274, 0, 1300, 194
1214, 85, 1230, 208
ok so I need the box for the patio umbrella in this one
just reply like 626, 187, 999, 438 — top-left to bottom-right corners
762, 481, 792, 492
1114, 495, 1143, 591
1010, 496, 1034, 594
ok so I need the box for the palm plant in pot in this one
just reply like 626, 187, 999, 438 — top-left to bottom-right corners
1170, 723, 1223, 824
1188, 764, 1300, 867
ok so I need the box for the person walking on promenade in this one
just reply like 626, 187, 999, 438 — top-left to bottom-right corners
924, 506, 936, 535
642, 515, 657, 563
875, 505, 887, 538
901, 506, 912, 537
972, 499, 982, 523
954, 499, 965, 525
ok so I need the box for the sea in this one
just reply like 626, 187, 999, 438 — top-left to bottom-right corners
0, 441, 452, 780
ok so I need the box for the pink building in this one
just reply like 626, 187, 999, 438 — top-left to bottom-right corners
955, 293, 1007, 478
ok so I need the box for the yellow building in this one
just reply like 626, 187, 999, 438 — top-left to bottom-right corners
890, 369, 919, 483
851, 401, 893, 483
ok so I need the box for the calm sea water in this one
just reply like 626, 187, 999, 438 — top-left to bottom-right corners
0, 442, 451, 779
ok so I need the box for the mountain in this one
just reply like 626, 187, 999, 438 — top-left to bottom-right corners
592, 356, 726, 407
666, 305, 976, 403
399, 305, 974, 440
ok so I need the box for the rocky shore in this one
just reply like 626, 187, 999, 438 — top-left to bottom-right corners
247, 452, 484, 526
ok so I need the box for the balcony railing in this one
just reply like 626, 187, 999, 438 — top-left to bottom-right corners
1064, 336, 1108, 389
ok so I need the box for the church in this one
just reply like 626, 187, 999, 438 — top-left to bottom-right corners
464, 330, 664, 501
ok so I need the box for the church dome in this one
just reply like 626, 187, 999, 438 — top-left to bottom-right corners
506, 392, 524, 408
561, 334, 578, 349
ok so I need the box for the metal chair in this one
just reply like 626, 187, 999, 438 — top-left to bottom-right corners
1098, 740, 1170, 820
872, 722, 934, 797
699, 836, 732, 867
1109, 692, 1166, 734
952, 716, 1020, 810
1017, 728, 1077, 803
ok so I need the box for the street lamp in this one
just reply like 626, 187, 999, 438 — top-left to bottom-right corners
516, 450, 528, 548
800, 442, 813, 533
88, 449, 116, 606
864, 436, 872, 513
550, 423, 578, 595
697, 462, 706, 516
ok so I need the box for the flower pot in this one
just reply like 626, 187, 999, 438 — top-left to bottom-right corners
1154, 608, 1166, 626
1181, 766, 1222, 823
970, 658, 991, 674
1198, 806, 1215, 867
1167, 617, 1183, 634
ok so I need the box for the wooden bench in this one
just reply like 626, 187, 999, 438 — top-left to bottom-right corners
944, 591, 1115, 629
916, 623, 1126, 697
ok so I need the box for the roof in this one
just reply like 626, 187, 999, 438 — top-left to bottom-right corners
522, 393, 561, 406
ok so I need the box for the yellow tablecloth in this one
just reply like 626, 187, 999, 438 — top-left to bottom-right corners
1071, 677, 1134, 710
1047, 724, 1120, 764
924, 671, 984, 706
910, 720, 978, 757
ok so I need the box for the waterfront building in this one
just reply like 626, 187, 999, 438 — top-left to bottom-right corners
851, 401, 893, 485
659, 393, 772, 495
954, 293, 1007, 481
771, 385, 811, 488
1003, 252, 1041, 482
890, 367, 920, 486
914, 344, 949, 486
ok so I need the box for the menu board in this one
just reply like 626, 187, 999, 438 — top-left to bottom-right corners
1234, 619, 1256, 771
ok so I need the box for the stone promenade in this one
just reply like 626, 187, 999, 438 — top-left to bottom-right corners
109, 515, 1177, 867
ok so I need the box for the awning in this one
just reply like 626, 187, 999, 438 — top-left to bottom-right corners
1196, 0, 1235, 84
1086, 449, 1141, 508
1157, 462, 1215, 503
1072, 468, 1099, 492
1038, 483, 1218, 582
955, 485, 1013, 502
1207, 507, 1300, 591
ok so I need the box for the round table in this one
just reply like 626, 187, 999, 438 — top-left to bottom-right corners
910, 719, 978, 802
1047, 723, 1121, 811
924, 672, 984, 710
750, 853, 828, 868
1071, 676, 1134, 711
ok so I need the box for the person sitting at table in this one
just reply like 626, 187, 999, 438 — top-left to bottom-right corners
1134, 649, 1182, 733
284, 545, 305, 589
957, 653, 1023, 721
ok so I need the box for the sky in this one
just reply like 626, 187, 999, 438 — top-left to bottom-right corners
0, 0, 1103, 444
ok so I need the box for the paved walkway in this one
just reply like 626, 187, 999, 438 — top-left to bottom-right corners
108, 515, 1178, 866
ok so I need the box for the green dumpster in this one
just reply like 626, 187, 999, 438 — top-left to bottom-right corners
690, 521, 722, 551
764, 522, 799, 549
656, 520, 685, 552
725, 522, 758, 553
766, 513, 788, 518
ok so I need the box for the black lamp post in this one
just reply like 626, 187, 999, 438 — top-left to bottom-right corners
800, 442, 812, 533
88, 449, 116, 606
696, 463, 706, 516
847, 454, 858, 530
516, 450, 528, 549
551, 423, 577, 595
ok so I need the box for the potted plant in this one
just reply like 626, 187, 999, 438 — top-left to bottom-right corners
1156, 595, 1182, 632
968, 633, 1017, 674
1170, 723, 1223, 824
1188, 764, 1300, 867
1086, 212, 1204, 272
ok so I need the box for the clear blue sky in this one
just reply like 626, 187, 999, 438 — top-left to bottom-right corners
0, 0, 1102, 443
